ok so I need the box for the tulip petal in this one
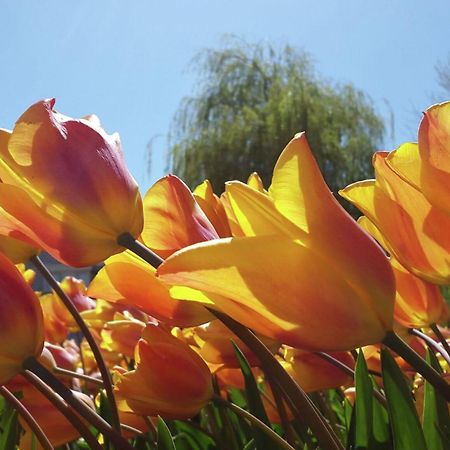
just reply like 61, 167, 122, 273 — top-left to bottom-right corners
158, 235, 393, 351
88, 250, 212, 327
386, 142, 421, 189
142, 175, 219, 258
418, 102, 450, 214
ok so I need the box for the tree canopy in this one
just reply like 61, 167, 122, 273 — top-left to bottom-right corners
167, 38, 385, 203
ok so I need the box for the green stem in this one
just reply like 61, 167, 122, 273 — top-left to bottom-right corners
382, 330, 450, 402
21, 370, 102, 450
120, 234, 343, 449
0, 385, 54, 450
23, 357, 135, 450
31, 255, 121, 433
53, 367, 104, 387
213, 395, 296, 450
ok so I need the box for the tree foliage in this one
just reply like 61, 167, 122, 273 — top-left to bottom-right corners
167, 38, 385, 202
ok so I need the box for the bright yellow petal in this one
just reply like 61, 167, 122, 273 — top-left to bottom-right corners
386, 142, 421, 189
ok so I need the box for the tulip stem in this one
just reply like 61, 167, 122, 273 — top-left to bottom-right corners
409, 328, 450, 367
21, 369, 102, 450
0, 386, 54, 450
314, 352, 387, 407
30, 255, 121, 434
53, 367, 104, 387
430, 323, 450, 358
22, 357, 135, 450
117, 232, 164, 268
382, 330, 450, 402
212, 395, 296, 450
210, 309, 344, 450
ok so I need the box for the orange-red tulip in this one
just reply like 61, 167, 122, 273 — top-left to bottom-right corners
115, 323, 213, 418
158, 133, 395, 351
341, 149, 450, 284
0, 99, 143, 266
0, 252, 43, 385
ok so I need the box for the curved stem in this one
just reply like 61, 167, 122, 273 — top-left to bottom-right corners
213, 395, 296, 450
31, 255, 121, 433
22, 370, 102, 450
430, 323, 450, 358
23, 357, 135, 450
409, 328, 450, 367
0, 386, 54, 450
382, 330, 450, 402
117, 233, 164, 268
53, 367, 104, 387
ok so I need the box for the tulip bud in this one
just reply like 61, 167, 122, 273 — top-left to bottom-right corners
115, 323, 213, 418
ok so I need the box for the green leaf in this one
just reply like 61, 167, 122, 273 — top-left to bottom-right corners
0, 406, 18, 450
381, 349, 427, 450
232, 341, 274, 450
423, 348, 450, 450
157, 417, 176, 450
355, 350, 373, 448
370, 379, 391, 449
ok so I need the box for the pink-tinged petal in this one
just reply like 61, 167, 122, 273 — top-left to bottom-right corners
341, 152, 450, 284
418, 102, 450, 214
142, 175, 219, 258
88, 250, 212, 327
158, 235, 394, 351
386, 142, 421, 189
225, 181, 304, 238
193, 179, 231, 238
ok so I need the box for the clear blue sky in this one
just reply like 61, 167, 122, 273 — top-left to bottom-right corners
1, 1, 449, 194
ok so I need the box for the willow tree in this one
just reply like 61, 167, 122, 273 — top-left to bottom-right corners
167, 38, 385, 205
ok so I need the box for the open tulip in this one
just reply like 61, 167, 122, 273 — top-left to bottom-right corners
115, 323, 213, 418
387, 102, 450, 215
340, 149, 450, 284
158, 133, 395, 351
0, 99, 143, 266
0, 252, 44, 385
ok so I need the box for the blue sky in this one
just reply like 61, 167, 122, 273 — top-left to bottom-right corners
1, 1, 449, 193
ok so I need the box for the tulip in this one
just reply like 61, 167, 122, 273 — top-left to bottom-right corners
158, 133, 395, 351
0, 252, 44, 385
0, 99, 143, 266
88, 175, 215, 327
340, 149, 450, 284
115, 323, 213, 418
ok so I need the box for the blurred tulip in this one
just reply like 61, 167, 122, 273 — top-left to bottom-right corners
115, 323, 213, 418
0, 252, 43, 385
341, 149, 450, 284
158, 133, 395, 351
0, 99, 143, 266
283, 348, 354, 392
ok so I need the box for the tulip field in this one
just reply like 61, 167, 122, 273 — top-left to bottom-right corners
0, 98, 449, 449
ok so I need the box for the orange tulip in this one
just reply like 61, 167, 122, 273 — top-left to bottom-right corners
0, 99, 143, 266
158, 133, 395, 351
115, 323, 213, 419
0, 252, 43, 385
283, 348, 354, 392
341, 149, 450, 284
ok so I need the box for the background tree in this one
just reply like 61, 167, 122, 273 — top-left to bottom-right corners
167, 37, 385, 211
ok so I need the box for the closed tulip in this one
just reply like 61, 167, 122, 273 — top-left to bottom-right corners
115, 323, 213, 418
0, 99, 143, 266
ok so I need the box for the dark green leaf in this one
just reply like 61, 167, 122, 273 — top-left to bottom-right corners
157, 417, 176, 450
0, 406, 18, 450
423, 348, 450, 450
355, 350, 373, 448
381, 349, 427, 450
